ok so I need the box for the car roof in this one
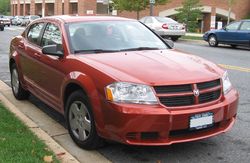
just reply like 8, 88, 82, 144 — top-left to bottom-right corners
40, 15, 135, 24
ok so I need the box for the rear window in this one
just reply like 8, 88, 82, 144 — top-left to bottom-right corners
155, 17, 177, 23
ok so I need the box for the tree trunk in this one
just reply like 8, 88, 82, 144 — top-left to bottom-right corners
136, 10, 140, 20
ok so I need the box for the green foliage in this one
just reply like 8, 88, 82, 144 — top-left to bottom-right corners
0, 103, 59, 162
0, 0, 10, 15
175, 0, 203, 32
113, 0, 170, 19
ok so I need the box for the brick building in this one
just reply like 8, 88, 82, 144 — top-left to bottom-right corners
11, 0, 250, 32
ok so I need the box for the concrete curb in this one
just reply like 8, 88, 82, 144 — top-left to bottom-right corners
0, 81, 80, 163
0, 80, 111, 163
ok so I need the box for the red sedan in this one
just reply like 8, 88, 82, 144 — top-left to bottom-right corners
9, 16, 239, 149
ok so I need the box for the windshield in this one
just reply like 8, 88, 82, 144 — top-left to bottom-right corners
67, 21, 168, 54
155, 17, 178, 24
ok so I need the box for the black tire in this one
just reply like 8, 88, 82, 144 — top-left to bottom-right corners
10, 64, 29, 100
208, 35, 218, 47
65, 90, 104, 150
0, 27, 4, 31
171, 36, 179, 42
8, 24, 10, 27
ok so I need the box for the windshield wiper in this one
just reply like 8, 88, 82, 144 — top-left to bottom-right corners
74, 49, 119, 54
119, 47, 161, 52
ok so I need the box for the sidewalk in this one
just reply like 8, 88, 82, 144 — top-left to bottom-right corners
185, 33, 204, 37
0, 80, 110, 163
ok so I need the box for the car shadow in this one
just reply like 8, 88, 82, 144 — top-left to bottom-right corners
28, 94, 66, 127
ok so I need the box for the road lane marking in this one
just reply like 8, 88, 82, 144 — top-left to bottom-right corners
219, 64, 250, 73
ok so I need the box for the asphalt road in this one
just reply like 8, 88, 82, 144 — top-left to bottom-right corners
0, 26, 250, 163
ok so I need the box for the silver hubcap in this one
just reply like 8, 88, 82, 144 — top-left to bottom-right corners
11, 69, 19, 95
69, 101, 91, 141
209, 36, 216, 46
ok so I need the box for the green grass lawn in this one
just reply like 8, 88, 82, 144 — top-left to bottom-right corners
0, 103, 59, 162
181, 35, 203, 40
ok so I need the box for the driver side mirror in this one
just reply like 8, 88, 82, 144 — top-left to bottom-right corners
42, 44, 64, 57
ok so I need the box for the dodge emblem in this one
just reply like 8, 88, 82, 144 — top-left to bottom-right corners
193, 89, 200, 97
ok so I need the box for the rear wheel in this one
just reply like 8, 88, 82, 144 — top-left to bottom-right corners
208, 35, 218, 47
0, 27, 4, 31
10, 64, 29, 100
66, 90, 104, 150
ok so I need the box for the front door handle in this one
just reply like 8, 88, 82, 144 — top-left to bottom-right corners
18, 44, 24, 49
33, 53, 41, 60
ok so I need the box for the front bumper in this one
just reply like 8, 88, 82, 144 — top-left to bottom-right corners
101, 88, 239, 145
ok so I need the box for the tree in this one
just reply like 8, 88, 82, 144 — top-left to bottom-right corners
113, 0, 170, 19
0, 0, 10, 15
175, 0, 202, 32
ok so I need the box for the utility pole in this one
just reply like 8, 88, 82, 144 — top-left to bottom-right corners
150, 0, 155, 16
227, 0, 234, 24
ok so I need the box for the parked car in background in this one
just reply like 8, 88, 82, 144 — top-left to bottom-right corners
140, 16, 186, 41
12, 16, 24, 26
0, 15, 11, 27
0, 19, 4, 31
3, 16, 11, 27
203, 19, 250, 48
21, 15, 40, 26
10, 16, 238, 150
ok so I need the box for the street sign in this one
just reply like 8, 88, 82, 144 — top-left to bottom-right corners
150, 0, 155, 4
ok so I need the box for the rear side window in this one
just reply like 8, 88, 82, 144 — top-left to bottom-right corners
240, 22, 250, 31
41, 23, 62, 47
27, 23, 44, 45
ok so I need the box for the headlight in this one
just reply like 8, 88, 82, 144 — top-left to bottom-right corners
222, 71, 232, 94
106, 82, 158, 104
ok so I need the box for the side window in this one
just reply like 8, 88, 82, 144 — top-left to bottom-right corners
226, 22, 241, 30
240, 22, 250, 31
41, 23, 62, 47
27, 23, 44, 45
145, 17, 153, 24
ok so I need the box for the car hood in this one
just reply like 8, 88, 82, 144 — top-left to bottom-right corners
77, 50, 224, 86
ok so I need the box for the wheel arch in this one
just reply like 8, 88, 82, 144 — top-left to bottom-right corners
62, 73, 105, 133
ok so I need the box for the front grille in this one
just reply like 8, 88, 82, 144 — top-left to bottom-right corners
197, 79, 221, 90
159, 96, 194, 107
199, 90, 221, 103
154, 84, 192, 94
155, 79, 221, 107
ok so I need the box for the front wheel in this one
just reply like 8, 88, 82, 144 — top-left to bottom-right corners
66, 90, 104, 150
208, 35, 218, 47
10, 64, 29, 100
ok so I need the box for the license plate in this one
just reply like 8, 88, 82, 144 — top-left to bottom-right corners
190, 112, 214, 130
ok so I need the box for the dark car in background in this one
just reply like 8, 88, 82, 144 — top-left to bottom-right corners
203, 20, 250, 48
0, 18, 4, 31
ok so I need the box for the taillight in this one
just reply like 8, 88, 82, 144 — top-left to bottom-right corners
162, 24, 168, 29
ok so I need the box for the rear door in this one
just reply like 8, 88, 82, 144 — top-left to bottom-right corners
20, 22, 45, 93
238, 21, 250, 46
